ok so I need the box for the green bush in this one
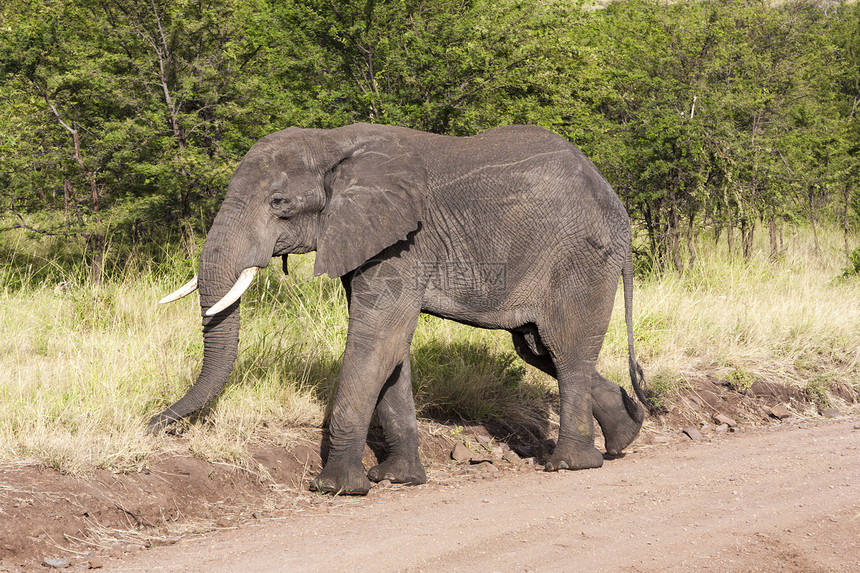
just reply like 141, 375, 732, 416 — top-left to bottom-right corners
842, 247, 860, 278
723, 369, 756, 393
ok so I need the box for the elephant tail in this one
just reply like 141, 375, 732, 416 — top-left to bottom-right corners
622, 249, 659, 416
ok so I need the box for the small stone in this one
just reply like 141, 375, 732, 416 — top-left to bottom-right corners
682, 427, 703, 441
713, 413, 737, 427
87, 557, 105, 569
474, 461, 498, 473
215, 516, 234, 528
820, 407, 841, 418
714, 424, 729, 433
770, 404, 792, 420
451, 442, 473, 463
42, 557, 69, 569
502, 450, 523, 465
251, 512, 263, 519
375, 479, 391, 489
469, 454, 492, 464
475, 434, 492, 445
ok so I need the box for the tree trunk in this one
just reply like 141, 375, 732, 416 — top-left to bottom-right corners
809, 209, 821, 259
727, 214, 735, 257
741, 217, 754, 259
642, 200, 659, 274
63, 179, 72, 221
844, 183, 851, 256
687, 213, 697, 268
769, 218, 778, 261
668, 187, 683, 273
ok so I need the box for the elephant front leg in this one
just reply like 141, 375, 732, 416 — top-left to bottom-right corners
310, 306, 420, 495
367, 357, 426, 485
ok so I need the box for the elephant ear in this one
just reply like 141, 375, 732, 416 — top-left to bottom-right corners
314, 145, 426, 278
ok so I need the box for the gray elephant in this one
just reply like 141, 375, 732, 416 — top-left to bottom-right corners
155, 123, 654, 494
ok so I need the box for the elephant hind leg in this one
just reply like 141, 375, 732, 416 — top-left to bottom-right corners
512, 325, 642, 456
532, 267, 626, 471
367, 358, 427, 485
592, 373, 643, 455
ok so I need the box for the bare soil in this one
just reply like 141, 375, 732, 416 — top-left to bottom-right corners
1, 378, 857, 572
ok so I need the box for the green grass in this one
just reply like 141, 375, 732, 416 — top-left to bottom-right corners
0, 225, 857, 473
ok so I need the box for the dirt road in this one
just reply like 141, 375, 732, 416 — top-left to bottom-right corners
104, 417, 859, 572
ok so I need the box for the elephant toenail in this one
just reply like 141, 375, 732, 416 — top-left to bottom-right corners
558, 460, 569, 470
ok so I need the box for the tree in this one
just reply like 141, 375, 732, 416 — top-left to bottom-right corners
583, 0, 852, 268
0, 0, 272, 275
260, 0, 587, 134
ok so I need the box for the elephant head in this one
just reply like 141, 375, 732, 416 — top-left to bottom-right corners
150, 124, 427, 431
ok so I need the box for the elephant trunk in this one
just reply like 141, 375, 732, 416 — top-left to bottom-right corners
148, 210, 251, 432
148, 281, 242, 433
148, 310, 240, 433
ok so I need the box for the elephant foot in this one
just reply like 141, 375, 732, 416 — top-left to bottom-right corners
602, 404, 643, 456
309, 461, 371, 495
594, 385, 645, 456
545, 443, 604, 472
367, 455, 427, 485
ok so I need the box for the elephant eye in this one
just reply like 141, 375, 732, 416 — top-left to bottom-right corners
270, 194, 290, 208
270, 193, 295, 219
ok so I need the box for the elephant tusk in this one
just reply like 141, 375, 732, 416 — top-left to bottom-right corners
158, 275, 199, 304
205, 267, 259, 316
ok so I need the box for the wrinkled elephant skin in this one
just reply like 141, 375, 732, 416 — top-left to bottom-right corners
152, 124, 654, 495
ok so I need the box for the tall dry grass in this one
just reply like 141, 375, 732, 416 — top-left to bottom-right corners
0, 225, 857, 473
600, 226, 859, 406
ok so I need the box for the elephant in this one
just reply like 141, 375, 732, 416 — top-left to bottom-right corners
154, 123, 655, 495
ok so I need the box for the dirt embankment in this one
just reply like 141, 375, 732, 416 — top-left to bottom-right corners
1, 378, 857, 571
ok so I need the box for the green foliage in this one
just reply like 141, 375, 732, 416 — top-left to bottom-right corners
258, 0, 585, 133
580, 0, 859, 270
1, 0, 858, 274
722, 369, 756, 393
842, 247, 860, 278
804, 377, 831, 408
